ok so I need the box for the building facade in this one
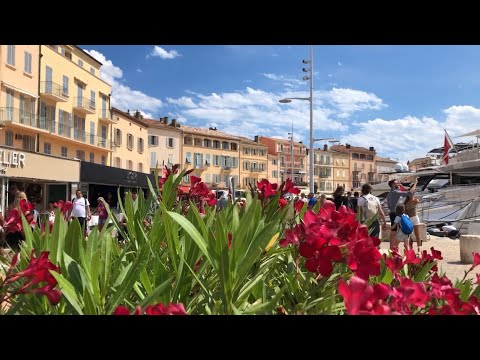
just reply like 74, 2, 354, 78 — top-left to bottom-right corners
38, 45, 112, 166
331, 150, 351, 191
144, 117, 182, 174
314, 146, 334, 194
267, 153, 280, 185
375, 156, 397, 183
110, 109, 149, 173
331, 144, 376, 190
238, 136, 268, 189
259, 136, 307, 185
180, 125, 240, 189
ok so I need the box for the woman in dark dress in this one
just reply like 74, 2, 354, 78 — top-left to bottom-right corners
332, 186, 349, 211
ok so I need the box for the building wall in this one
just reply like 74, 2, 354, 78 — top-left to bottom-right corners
146, 118, 182, 173
111, 110, 149, 173
314, 149, 334, 193
331, 145, 376, 190
332, 151, 351, 190
239, 141, 268, 189
182, 131, 240, 189
267, 154, 280, 184
0, 45, 40, 152
38, 45, 112, 164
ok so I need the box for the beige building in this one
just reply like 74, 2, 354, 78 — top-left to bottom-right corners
110, 108, 149, 173
375, 156, 397, 184
314, 146, 334, 194
331, 144, 376, 190
0, 45, 81, 210
180, 125, 240, 188
259, 136, 308, 186
238, 136, 268, 189
332, 150, 351, 191
37, 45, 113, 165
268, 153, 280, 185
144, 117, 182, 174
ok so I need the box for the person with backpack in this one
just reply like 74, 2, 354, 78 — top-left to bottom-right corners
404, 193, 422, 250
357, 183, 387, 239
391, 203, 414, 250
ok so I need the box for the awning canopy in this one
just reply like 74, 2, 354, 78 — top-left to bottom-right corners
457, 129, 480, 137
80, 161, 156, 188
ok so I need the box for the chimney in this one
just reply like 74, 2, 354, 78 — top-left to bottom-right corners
323, 144, 328, 151
171, 118, 177, 127
134, 111, 143, 120
127, 109, 130, 114
369, 146, 375, 152
164, 116, 169, 125
254, 135, 259, 142
346, 144, 351, 149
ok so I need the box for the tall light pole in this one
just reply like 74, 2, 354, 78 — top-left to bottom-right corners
279, 45, 314, 193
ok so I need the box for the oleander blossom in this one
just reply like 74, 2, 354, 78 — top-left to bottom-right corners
114, 303, 187, 315
4, 199, 35, 233
280, 200, 381, 279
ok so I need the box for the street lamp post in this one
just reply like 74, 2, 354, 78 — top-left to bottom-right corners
288, 120, 294, 184
279, 45, 314, 193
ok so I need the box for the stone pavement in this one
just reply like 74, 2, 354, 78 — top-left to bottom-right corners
380, 235, 478, 282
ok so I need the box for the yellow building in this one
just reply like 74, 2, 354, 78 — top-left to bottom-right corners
110, 108, 149, 173
0, 45, 80, 211
331, 150, 351, 191
38, 45, 112, 166
267, 153, 280, 185
180, 125, 240, 189
238, 136, 268, 189
144, 117, 183, 174
314, 146, 334, 194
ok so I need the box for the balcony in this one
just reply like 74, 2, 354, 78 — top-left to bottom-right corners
98, 109, 115, 123
221, 166, 232, 172
73, 97, 96, 115
0, 107, 38, 128
40, 81, 69, 102
250, 168, 263, 172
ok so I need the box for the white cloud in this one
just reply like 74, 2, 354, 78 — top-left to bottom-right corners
167, 96, 197, 108
84, 49, 163, 114
136, 68, 142, 73
263, 73, 303, 86
149, 46, 181, 60
328, 74, 333, 77
338, 61, 343, 66
325, 88, 386, 118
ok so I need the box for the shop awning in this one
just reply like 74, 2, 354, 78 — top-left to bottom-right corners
80, 161, 156, 189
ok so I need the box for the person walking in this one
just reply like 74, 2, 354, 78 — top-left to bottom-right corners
70, 190, 91, 237
404, 193, 422, 250
333, 186, 349, 211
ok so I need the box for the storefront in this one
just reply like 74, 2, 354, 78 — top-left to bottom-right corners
79, 161, 156, 210
0, 147, 80, 214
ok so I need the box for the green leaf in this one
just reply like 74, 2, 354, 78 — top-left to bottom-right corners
139, 276, 175, 308
113, 262, 133, 287
381, 268, 394, 285
50, 271, 84, 315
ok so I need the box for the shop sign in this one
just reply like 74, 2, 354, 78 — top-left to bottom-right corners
0, 150, 26, 174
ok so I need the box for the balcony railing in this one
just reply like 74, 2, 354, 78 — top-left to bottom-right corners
0, 107, 37, 127
40, 81, 69, 101
74, 96, 96, 113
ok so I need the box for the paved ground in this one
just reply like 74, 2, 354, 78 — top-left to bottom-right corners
379, 235, 478, 282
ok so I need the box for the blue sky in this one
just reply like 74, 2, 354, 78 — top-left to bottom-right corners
81, 45, 480, 163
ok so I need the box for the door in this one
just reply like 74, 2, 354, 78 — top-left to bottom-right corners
77, 84, 83, 107
46, 66, 52, 93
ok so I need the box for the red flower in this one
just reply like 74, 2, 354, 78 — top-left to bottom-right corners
294, 200, 305, 214
278, 198, 287, 209
228, 233, 232, 250
279, 178, 300, 196
404, 249, 421, 265
430, 247, 443, 260
257, 179, 278, 199
113, 306, 131, 315
384, 250, 404, 273
470, 252, 480, 271
476, 274, 480, 285
56, 200, 73, 218
3, 208, 22, 233
338, 276, 375, 315
393, 277, 429, 308
5, 250, 62, 305
145, 303, 187, 315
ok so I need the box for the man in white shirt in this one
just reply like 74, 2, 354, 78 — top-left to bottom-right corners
357, 183, 387, 240
70, 189, 91, 236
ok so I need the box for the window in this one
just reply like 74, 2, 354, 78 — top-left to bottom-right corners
90, 90, 95, 110
42, 142, 51, 155
101, 96, 107, 118
138, 163, 143, 172
78, 59, 83, 67
222, 141, 229, 150
280, 144, 284, 152
205, 174, 211, 183
90, 67, 95, 75
342, 169, 346, 177
205, 154, 210, 165
184, 137, 192, 145
101, 155, 106, 165
336, 169, 340, 177
76, 150, 85, 161
90, 152, 95, 163
231, 143, 237, 151
243, 161, 249, 170
167, 137, 174, 148
127, 160, 133, 170
168, 154, 173, 164
352, 153, 359, 159
5, 131, 13, 147
7, 45, 15, 66
204, 139, 211, 148
89, 121, 95, 145
369, 164, 373, 172
148, 135, 158, 146
61, 146, 68, 157
232, 157, 238, 168
24, 51, 32, 74
213, 155, 219, 166
194, 138, 202, 147
127, 134, 134, 150
138, 138, 144, 153
213, 140, 220, 149
150, 152, 157, 168
260, 163, 265, 171
183, 174, 190, 183
354, 163, 357, 171
186, 152, 191, 163
367, 155, 374, 161
62, 75, 69, 96
22, 135, 35, 152
114, 129, 122, 146
243, 148, 249, 155
252, 148, 257, 156
272, 159, 277, 165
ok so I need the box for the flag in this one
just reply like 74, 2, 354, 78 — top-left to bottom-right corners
443, 129, 455, 164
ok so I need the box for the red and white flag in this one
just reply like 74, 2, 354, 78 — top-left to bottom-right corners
443, 129, 455, 164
